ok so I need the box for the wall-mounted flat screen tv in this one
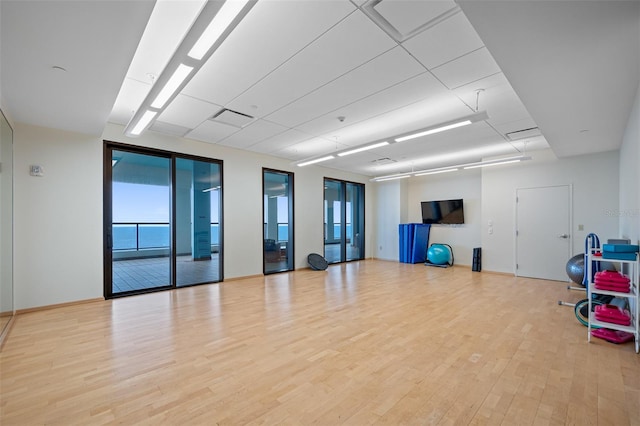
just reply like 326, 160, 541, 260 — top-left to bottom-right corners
421, 199, 464, 224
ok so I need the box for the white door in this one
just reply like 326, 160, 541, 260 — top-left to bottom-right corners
516, 185, 571, 281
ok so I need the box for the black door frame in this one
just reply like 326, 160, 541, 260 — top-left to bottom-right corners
103, 140, 224, 299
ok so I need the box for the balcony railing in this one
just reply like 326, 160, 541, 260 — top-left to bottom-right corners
113, 222, 220, 251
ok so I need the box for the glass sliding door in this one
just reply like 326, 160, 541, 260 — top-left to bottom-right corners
263, 169, 294, 274
323, 179, 343, 263
346, 182, 365, 261
108, 149, 172, 296
324, 178, 365, 263
175, 158, 222, 286
105, 143, 223, 298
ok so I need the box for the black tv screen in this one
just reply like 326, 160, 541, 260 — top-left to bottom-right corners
421, 199, 464, 224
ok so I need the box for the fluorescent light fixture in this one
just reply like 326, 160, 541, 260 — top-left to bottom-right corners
130, 110, 158, 136
463, 157, 530, 170
338, 141, 389, 157
124, 1, 257, 137
395, 120, 472, 143
371, 155, 531, 181
188, 0, 251, 60
375, 174, 411, 182
151, 64, 194, 109
414, 168, 458, 176
297, 156, 335, 167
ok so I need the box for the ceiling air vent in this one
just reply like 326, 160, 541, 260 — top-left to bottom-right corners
371, 157, 397, 165
506, 127, 541, 141
209, 108, 255, 128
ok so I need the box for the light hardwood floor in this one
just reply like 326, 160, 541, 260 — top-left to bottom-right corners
1, 260, 638, 425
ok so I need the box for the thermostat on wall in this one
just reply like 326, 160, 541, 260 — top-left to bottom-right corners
30, 165, 44, 176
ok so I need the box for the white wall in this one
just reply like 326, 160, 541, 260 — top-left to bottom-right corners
406, 170, 482, 266
14, 124, 104, 309
12, 122, 372, 309
618, 83, 640, 245
481, 149, 619, 273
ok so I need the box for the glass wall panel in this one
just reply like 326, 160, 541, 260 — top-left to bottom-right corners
110, 150, 171, 295
175, 158, 221, 286
263, 169, 294, 274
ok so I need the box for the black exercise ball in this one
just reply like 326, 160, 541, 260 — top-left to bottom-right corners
566, 254, 585, 285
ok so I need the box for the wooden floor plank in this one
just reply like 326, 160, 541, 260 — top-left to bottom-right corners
1, 260, 638, 424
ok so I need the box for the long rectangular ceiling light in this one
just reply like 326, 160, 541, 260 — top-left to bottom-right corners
151, 64, 194, 108
375, 174, 411, 182
188, 0, 251, 60
337, 141, 389, 157
297, 155, 335, 167
395, 120, 471, 142
130, 110, 158, 136
124, 0, 257, 138
414, 168, 458, 176
394, 111, 489, 143
463, 158, 528, 170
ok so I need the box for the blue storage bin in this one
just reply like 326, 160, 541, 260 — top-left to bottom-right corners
602, 244, 639, 253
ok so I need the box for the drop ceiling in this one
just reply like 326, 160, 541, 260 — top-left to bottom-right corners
1, 0, 638, 177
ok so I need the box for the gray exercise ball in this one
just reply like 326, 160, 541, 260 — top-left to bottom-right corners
566, 254, 585, 285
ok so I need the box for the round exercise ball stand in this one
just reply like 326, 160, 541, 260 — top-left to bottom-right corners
308, 253, 328, 271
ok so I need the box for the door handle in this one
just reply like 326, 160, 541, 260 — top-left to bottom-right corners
558, 234, 569, 239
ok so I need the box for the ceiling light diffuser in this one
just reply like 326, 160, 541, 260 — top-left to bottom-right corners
414, 168, 458, 176
338, 141, 389, 157
297, 155, 335, 167
151, 64, 194, 109
130, 110, 158, 136
395, 120, 472, 143
463, 159, 523, 169
124, 1, 257, 138
374, 174, 411, 182
188, 0, 251, 60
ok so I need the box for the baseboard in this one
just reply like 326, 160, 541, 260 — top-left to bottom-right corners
224, 274, 264, 282
16, 297, 105, 315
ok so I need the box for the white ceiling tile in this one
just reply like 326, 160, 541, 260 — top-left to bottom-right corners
250, 129, 316, 155
296, 73, 450, 139
158, 94, 222, 129
402, 10, 484, 69
182, 0, 356, 106
431, 47, 501, 90
216, 119, 289, 149
109, 78, 151, 126
186, 119, 239, 144
149, 120, 191, 137
265, 46, 425, 128
453, 73, 533, 127
226, 11, 398, 117
374, 0, 457, 36
125, 0, 206, 83
276, 137, 349, 161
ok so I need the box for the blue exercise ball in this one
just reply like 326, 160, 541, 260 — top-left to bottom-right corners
427, 244, 451, 265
